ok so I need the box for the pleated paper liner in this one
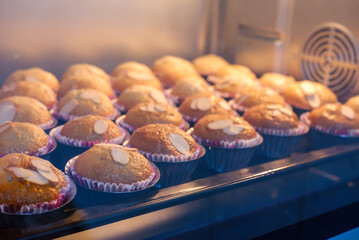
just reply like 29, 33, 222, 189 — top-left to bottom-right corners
38, 116, 58, 133
53, 106, 119, 122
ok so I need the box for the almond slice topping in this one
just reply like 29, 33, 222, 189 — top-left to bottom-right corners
7, 167, 48, 185
207, 120, 233, 130
81, 91, 102, 104
127, 71, 153, 81
301, 82, 316, 95
94, 119, 108, 134
190, 98, 199, 110
150, 89, 167, 103
278, 107, 293, 117
154, 103, 167, 112
0, 101, 16, 125
25, 75, 40, 83
31, 159, 51, 172
341, 105, 355, 120
96, 143, 137, 151
223, 124, 244, 135
111, 148, 129, 165
3, 83, 17, 92
235, 94, 249, 105
306, 94, 321, 108
196, 97, 212, 111
219, 100, 231, 110
169, 133, 190, 155
37, 168, 58, 182
266, 104, 282, 110
0, 122, 10, 134
59, 99, 78, 115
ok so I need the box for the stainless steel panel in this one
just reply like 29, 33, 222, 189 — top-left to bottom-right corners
0, 0, 207, 84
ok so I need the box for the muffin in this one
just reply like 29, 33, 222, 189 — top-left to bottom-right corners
111, 68, 162, 93
115, 85, 168, 112
152, 55, 200, 88
58, 74, 114, 98
66, 144, 156, 192
230, 87, 287, 113
0, 81, 57, 109
178, 92, 235, 124
0, 153, 70, 214
127, 124, 205, 187
282, 80, 338, 114
301, 103, 359, 149
55, 89, 117, 121
0, 122, 54, 157
111, 61, 153, 78
190, 114, 262, 172
243, 104, 309, 158
166, 78, 211, 105
207, 64, 257, 84
192, 54, 229, 77
0, 96, 56, 130
213, 75, 259, 99
344, 95, 359, 113
62, 63, 110, 83
4, 67, 59, 92
259, 72, 296, 93
118, 102, 187, 132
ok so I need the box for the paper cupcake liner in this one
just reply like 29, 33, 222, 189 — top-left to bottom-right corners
115, 115, 189, 133
300, 112, 359, 137
38, 116, 58, 131
53, 105, 119, 122
50, 125, 129, 148
254, 121, 309, 137
164, 89, 182, 106
113, 101, 127, 113
0, 174, 72, 215
65, 157, 158, 193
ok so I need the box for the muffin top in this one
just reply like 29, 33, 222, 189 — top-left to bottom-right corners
128, 123, 198, 156
58, 74, 113, 98
192, 54, 229, 76
0, 122, 49, 156
208, 64, 257, 83
0, 81, 57, 109
344, 95, 359, 113
62, 63, 110, 82
123, 102, 184, 128
4, 67, 59, 92
213, 75, 259, 98
152, 55, 199, 87
111, 61, 153, 77
0, 96, 52, 126
307, 103, 359, 130
0, 153, 67, 205
282, 80, 338, 110
169, 78, 210, 101
111, 68, 162, 93
179, 93, 234, 121
56, 89, 115, 119
116, 85, 168, 112
233, 87, 286, 110
193, 114, 257, 142
259, 72, 296, 93
73, 144, 153, 184
60, 115, 123, 142
243, 104, 299, 130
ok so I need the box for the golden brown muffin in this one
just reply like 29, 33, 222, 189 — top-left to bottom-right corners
208, 64, 257, 83
259, 72, 296, 93
213, 75, 259, 98
128, 124, 198, 156
56, 89, 115, 119
60, 115, 123, 142
111, 61, 153, 77
0, 96, 52, 127
192, 54, 229, 76
168, 78, 210, 103
73, 144, 153, 184
178, 93, 235, 121
0, 81, 57, 109
116, 85, 168, 112
307, 103, 359, 130
0, 153, 67, 206
62, 63, 110, 82
344, 95, 359, 113
243, 104, 299, 130
0, 122, 49, 156
152, 55, 200, 87
232, 87, 286, 111
123, 102, 184, 129
112, 69, 162, 93
282, 80, 338, 110
4, 67, 59, 92
58, 74, 113, 98
193, 114, 257, 141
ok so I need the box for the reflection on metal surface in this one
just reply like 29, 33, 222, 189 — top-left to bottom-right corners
308, 167, 341, 182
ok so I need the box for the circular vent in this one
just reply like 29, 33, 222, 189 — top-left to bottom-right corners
301, 22, 359, 100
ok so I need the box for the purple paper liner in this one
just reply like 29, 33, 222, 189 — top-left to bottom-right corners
115, 115, 190, 133
38, 116, 58, 131
113, 101, 127, 113
53, 105, 119, 122
164, 89, 182, 106
0, 174, 75, 215
65, 156, 160, 193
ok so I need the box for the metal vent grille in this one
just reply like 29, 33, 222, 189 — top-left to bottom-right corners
301, 23, 359, 99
